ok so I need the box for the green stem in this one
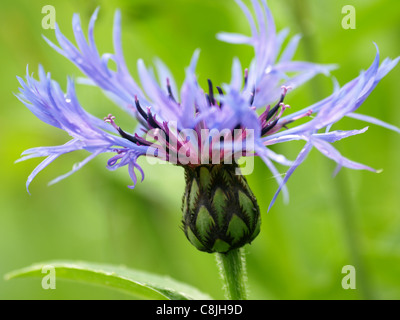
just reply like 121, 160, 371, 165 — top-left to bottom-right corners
216, 248, 248, 300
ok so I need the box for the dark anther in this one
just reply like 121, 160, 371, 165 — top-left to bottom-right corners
147, 111, 162, 129
166, 78, 177, 103
134, 133, 153, 146
261, 119, 279, 136
266, 93, 285, 121
249, 87, 255, 106
207, 79, 215, 105
216, 86, 224, 108
266, 104, 280, 121
135, 96, 148, 121
205, 93, 212, 107
117, 127, 139, 144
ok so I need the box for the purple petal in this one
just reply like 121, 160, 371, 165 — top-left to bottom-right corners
279, 34, 301, 63
256, 144, 289, 204
346, 113, 400, 134
26, 154, 60, 194
230, 58, 243, 91
216, 32, 252, 44
234, 0, 258, 38
312, 127, 369, 143
265, 148, 294, 166
268, 142, 313, 211
154, 58, 179, 101
311, 137, 377, 172
48, 148, 106, 186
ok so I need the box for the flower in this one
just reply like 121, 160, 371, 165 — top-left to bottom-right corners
17, 0, 399, 216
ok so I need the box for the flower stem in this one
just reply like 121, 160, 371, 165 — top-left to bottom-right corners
216, 248, 248, 300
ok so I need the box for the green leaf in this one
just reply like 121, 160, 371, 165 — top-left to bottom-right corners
4, 261, 213, 300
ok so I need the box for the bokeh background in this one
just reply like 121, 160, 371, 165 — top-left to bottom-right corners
1, 0, 399, 299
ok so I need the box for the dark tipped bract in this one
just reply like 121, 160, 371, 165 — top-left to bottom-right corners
182, 164, 261, 253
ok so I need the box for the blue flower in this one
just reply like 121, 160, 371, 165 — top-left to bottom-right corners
16, 0, 399, 211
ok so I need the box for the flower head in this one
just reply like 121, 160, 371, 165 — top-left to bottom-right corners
17, 0, 399, 216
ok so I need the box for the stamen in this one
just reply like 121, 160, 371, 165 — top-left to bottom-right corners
134, 133, 153, 146
276, 103, 290, 119
207, 79, 215, 106
117, 128, 139, 145
135, 95, 148, 121
266, 87, 291, 121
259, 85, 309, 137
249, 87, 255, 106
244, 68, 249, 87
104, 114, 119, 131
146, 107, 162, 129
266, 102, 280, 121
216, 86, 224, 108
290, 109, 313, 122
104, 114, 139, 144
260, 95, 293, 137
281, 85, 292, 96
261, 119, 279, 136
266, 109, 313, 135
279, 102, 290, 109
205, 93, 212, 107
258, 105, 270, 125
166, 78, 177, 102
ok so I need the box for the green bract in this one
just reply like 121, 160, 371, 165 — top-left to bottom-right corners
182, 164, 261, 253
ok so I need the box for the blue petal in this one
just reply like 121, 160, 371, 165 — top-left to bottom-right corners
311, 137, 377, 172
346, 113, 400, 134
268, 142, 313, 212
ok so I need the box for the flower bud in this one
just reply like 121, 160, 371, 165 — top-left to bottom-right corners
182, 164, 261, 253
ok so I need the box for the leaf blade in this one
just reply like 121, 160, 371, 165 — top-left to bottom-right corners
4, 260, 213, 300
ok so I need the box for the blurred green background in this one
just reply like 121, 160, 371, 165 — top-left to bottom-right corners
0, 0, 399, 299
